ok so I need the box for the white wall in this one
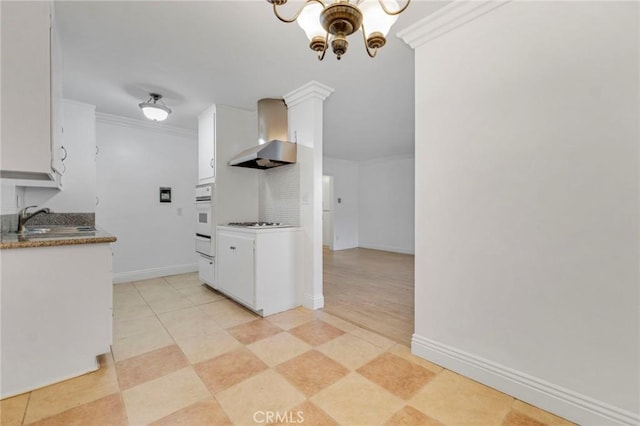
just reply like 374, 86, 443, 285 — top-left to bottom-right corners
214, 105, 260, 225
323, 157, 359, 250
95, 114, 198, 282
358, 155, 414, 254
322, 155, 414, 253
406, 2, 639, 425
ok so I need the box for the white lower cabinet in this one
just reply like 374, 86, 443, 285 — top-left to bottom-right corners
216, 227, 300, 316
0, 243, 113, 398
198, 105, 215, 183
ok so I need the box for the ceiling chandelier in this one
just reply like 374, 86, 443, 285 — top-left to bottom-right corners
266, 0, 410, 60
138, 93, 172, 122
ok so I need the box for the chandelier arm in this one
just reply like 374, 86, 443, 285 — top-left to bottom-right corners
317, 31, 330, 61
272, 0, 327, 23
376, 0, 411, 16
361, 24, 378, 58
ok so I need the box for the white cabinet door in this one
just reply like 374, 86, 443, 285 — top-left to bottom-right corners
1, 243, 113, 398
217, 231, 255, 307
50, 15, 65, 176
0, 1, 53, 177
49, 101, 97, 211
198, 106, 215, 183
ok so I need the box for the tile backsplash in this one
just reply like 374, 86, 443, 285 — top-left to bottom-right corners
0, 212, 95, 233
259, 164, 300, 226
0, 214, 18, 234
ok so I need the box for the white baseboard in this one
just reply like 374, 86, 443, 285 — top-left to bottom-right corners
302, 292, 324, 310
331, 243, 358, 251
411, 334, 639, 426
358, 243, 415, 255
112, 263, 198, 284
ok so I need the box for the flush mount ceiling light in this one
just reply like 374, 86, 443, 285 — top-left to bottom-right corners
267, 0, 410, 60
138, 93, 172, 121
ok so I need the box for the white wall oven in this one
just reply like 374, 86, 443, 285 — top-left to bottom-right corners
195, 184, 213, 239
195, 184, 215, 286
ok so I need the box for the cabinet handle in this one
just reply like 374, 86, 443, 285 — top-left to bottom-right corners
96, 196, 100, 206
96, 146, 100, 157
61, 145, 68, 161
210, 158, 214, 168
230, 246, 236, 250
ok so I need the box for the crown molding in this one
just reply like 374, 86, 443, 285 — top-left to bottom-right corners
397, 0, 510, 49
284, 80, 334, 108
63, 98, 96, 110
95, 112, 197, 138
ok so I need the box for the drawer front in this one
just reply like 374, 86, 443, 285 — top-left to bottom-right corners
198, 255, 215, 286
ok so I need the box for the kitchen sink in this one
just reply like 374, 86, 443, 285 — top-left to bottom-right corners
15, 226, 97, 238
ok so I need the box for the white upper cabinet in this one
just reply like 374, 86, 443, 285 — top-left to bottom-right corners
48, 100, 97, 211
198, 105, 216, 183
0, 1, 62, 181
21, 100, 97, 212
50, 8, 65, 177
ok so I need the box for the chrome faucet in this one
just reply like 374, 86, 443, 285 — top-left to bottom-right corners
17, 206, 52, 233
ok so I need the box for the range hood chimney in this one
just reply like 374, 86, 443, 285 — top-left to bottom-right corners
228, 98, 297, 169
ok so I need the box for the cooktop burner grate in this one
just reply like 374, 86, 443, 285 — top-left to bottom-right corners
227, 222, 291, 228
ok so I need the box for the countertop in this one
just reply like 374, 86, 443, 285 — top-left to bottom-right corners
0, 229, 117, 249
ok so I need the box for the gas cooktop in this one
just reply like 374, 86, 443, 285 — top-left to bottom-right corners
227, 222, 292, 228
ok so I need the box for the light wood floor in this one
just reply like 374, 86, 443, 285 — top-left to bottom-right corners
322, 247, 414, 345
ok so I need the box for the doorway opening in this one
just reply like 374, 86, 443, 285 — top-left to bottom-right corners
320, 174, 414, 346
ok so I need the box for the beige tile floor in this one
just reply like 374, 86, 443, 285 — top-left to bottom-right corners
1, 273, 576, 426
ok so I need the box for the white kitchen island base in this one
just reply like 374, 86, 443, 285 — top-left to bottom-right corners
0, 243, 113, 398
216, 226, 301, 317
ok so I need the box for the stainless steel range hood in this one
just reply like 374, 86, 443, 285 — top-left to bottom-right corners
228, 98, 297, 169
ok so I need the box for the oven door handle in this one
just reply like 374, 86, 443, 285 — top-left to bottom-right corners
196, 234, 211, 240
195, 235, 214, 257
197, 249, 215, 258
198, 253, 214, 261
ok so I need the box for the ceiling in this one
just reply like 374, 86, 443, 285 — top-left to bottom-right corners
54, 1, 447, 161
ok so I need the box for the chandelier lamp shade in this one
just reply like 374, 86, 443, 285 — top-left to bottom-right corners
138, 93, 172, 121
266, 0, 410, 60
